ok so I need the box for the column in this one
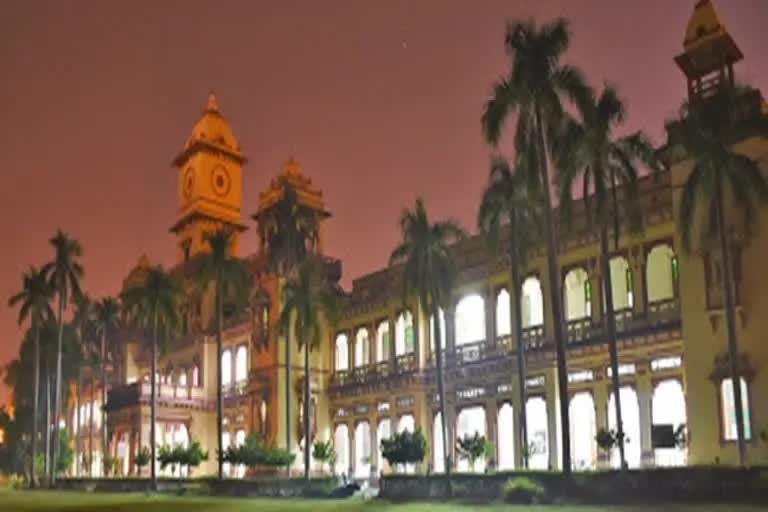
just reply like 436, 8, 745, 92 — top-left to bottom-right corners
631, 248, 647, 317
413, 303, 422, 369
388, 312, 396, 370
539, 264, 556, 343
415, 393, 432, 474
485, 399, 498, 471
511, 382, 524, 469
593, 381, 609, 469
347, 330, 354, 373
348, 421, 356, 477
544, 367, 560, 470
369, 323, 377, 367
636, 367, 654, 467
445, 305, 456, 355
445, 401, 457, 471
368, 413, 378, 478
485, 286, 496, 349
591, 267, 603, 325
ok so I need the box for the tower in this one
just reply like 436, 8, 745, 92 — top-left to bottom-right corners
171, 93, 247, 262
674, 0, 743, 103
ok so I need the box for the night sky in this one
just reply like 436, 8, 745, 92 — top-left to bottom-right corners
1, 1, 766, 405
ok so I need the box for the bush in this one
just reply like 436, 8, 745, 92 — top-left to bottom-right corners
222, 433, 295, 470
456, 432, 490, 472
134, 446, 151, 475
381, 429, 427, 469
503, 476, 546, 504
158, 440, 209, 477
311, 440, 336, 474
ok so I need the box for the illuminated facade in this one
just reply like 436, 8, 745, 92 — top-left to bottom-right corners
71, 1, 768, 478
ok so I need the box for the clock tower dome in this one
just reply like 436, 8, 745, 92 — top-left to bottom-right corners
171, 93, 247, 262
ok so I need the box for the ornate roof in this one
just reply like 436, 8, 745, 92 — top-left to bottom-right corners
173, 93, 245, 166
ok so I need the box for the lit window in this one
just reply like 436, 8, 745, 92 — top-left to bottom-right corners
651, 356, 682, 372
496, 289, 511, 337
221, 349, 232, 388
395, 311, 414, 356
564, 268, 591, 320
526, 375, 545, 388
646, 244, 676, 303
376, 322, 390, 362
192, 365, 200, 386
354, 329, 369, 368
609, 257, 633, 310
720, 378, 751, 441
606, 364, 636, 377
568, 370, 594, 383
235, 345, 248, 383
521, 277, 544, 328
335, 334, 349, 371
429, 308, 445, 352
455, 294, 486, 346
178, 369, 188, 387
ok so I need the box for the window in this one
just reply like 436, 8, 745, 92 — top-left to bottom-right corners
646, 244, 676, 303
354, 421, 371, 478
235, 345, 248, 383
395, 311, 414, 356
335, 334, 349, 372
377, 419, 391, 472
564, 267, 591, 320
354, 329, 369, 368
192, 364, 200, 386
720, 378, 751, 441
497, 403, 515, 470
235, 429, 246, 478
433, 412, 445, 473
496, 288, 511, 337
178, 369, 188, 387
221, 350, 232, 388
526, 397, 549, 470
455, 294, 486, 346
609, 256, 633, 310
521, 277, 544, 327
222, 431, 232, 476
651, 356, 682, 372
429, 308, 445, 353
334, 424, 349, 475
569, 392, 597, 470
376, 321, 390, 362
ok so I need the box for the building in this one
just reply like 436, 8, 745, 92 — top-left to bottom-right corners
70, 0, 768, 478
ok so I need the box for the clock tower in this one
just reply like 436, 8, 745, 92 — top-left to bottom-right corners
171, 93, 247, 262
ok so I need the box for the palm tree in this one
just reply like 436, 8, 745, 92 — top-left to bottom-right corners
121, 266, 182, 489
556, 86, 659, 469
256, 181, 320, 461
389, 198, 465, 486
482, 18, 590, 474
8, 267, 54, 486
279, 256, 339, 481
72, 295, 95, 477
674, 85, 768, 466
42, 229, 83, 483
198, 228, 252, 480
93, 297, 121, 476
478, 157, 540, 469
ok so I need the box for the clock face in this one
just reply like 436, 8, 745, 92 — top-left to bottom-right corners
183, 167, 195, 199
211, 165, 231, 197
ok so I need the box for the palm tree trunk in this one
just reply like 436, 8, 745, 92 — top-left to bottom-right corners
44, 361, 51, 483
303, 337, 311, 481
534, 104, 571, 474
89, 375, 95, 478
150, 308, 158, 490
285, 320, 292, 475
433, 304, 452, 496
601, 224, 626, 470
75, 374, 80, 477
715, 185, 747, 466
52, 294, 65, 485
509, 228, 528, 469
102, 336, 109, 477
216, 282, 224, 481
31, 324, 40, 488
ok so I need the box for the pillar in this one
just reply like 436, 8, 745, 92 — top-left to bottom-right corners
388, 312, 396, 370
485, 399, 498, 470
630, 246, 647, 316
415, 393, 432, 474
591, 267, 603, 324
544, 367, 560, 470
368, 413, 378, 477
414, 302, 423, 369
636, 368, 654, 467
593, 381, 609, 469
445, 304, 456, 355
348, 421, 356, 477
511, 383, 524, 469
485, 286, 496, 349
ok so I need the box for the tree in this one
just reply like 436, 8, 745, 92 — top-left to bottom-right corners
380, 429, 427, 471
556, 86, 660, 469
42, 229, 84, 483
456, 432, 491, 473
256, 181, 321, 464
92, 297, 121, 477
134, 446, 151, 476
222, 433, 295, 471
8, 267, 53, 486
199, 227, 252, 481
478, 157, 540, 469
482, 18, 590, 474
279, 256, 339, 481
121, 266, 182, 489
311, 440, 336, 475
674, 85, 768, 466
72, 294, 96, 478
389, 198, 465, 486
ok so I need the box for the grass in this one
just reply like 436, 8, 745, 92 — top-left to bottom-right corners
0, 491, 766, 512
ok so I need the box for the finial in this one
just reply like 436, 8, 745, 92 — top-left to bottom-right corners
207, 91, 218, 112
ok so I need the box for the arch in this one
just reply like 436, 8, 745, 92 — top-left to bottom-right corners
377, 419, 391, 473
526, 397, 549, 470
376, 321, 390, 363
395, 311, 414, 356
234, 429, 246, 478
646, 244, 676, 303
720, 377, 751, 441
608, 387, 641, 468
235, 345, 248, 383
222, 431, 232, 477
609, 256, 633, 311
521, 276, 544, 328
354, 328, 369, 368
192, 364, 200, 387
429, 307, 446, 353
354, 421, 371, 478
569, 392, 597, 470
652, 379, 687, 466
455, 294, 486, 346
334, 424, 350, 476
178, 368, 188, 387
497, 402, 515, 470
335, 334, 349, 372
456, 406, 487, 472
221, 349, 232, 388
564, 267, 591, 321
433, 412, 445, 473
397, 414, 416, 473
496, 288, 511, 337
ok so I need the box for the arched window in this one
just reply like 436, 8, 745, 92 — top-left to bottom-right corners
354, 328, 369, 368
222, 431, 232, 476
429, 308, 446, 353
497, 403, 515, 470
235, 345, 248, 383
609, 256, 633, 310
354, 421, 371, 478
608, 387, 641, 468
335, 334, 349, 372
496, 288, 511, 337
376, 321, 390, 363
521, 277, 544, 328
456, 406, 487, 472
652, 379, 687, 466
235, 429, 246, 478
221, 349, 232, 389
334, 424, 349, 475
397, 414, 416, 473
526, 397, 548, 470
377, 419, 391, 473
720, 378, 751, 441
646, 244, 677, 303
192, 364, 200, 387
178, 368, 188, 387
569, 392, 597, 470
455, 294, 486, 346
395, 311, 414, 356
564, 268, 591, 320
433, 412, 445, 473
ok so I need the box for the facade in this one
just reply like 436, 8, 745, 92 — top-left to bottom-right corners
69, 1, 768, 478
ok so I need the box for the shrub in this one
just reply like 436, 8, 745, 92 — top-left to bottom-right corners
158, 440, 209, 477
311, 440, 336, 474
595, 428, 627, 452
222, 433, 295, 470
503, 476, 546, 504
381, 429, 427, 469
134, 446, 151, 475
456, 432, 491, 472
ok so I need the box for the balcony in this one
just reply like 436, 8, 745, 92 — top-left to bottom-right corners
106, 381, 209, 412
223, 379, 249, 400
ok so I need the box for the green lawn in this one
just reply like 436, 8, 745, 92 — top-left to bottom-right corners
0, 491, 764, 512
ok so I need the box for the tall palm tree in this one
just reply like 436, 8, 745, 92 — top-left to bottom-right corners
42, 229, 83, 483
674, 85, 768, 466
93, 297, 121, 476
199, 228, 252, 480
279, 256, 339, 481
256, 181, 320, 461
390, 198, 465, 486
9, 267, 54, 486
121, 266, 182, 489
556, 86, 659, 469
72, 295, 95, 477
478, 157, 540, 469
482, 18, 590, 474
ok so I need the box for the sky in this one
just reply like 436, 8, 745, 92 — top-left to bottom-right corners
1, 0, 766, 405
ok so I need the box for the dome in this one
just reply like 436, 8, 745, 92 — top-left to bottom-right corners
683, 0, 726, 51
184, 93, 240, 153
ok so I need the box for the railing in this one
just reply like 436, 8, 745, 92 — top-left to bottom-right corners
567, 317, 593, 343
613, 308, 634, 333
394, 352, 416, 373
106, 382, 208, 411
454, 339, 488, 365
648, 297, 681, 324
522, 325, 545, 350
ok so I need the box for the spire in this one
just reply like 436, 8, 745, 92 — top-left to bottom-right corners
206, 91, 219, 112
